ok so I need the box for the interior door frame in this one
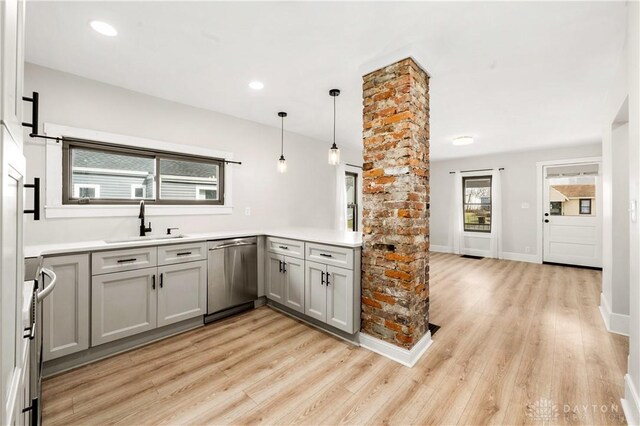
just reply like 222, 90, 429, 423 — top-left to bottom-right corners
536, 156, 602, 264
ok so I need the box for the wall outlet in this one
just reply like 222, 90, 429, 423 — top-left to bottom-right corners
244, 207, 251, 216
525, 246, 531, 253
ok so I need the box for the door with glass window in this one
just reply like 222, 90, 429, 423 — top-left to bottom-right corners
345, 172, 358, 232
543, 163, 602, 267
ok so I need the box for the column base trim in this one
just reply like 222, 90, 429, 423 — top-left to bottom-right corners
622, 374, 640, 426
358, 331, 432, 368
599, 293, 630, 336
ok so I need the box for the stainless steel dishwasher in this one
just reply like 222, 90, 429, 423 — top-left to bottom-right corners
205, 237, 258, 323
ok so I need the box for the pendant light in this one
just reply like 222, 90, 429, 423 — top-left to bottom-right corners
328, 89, 341, 165
277, 112, 287, 173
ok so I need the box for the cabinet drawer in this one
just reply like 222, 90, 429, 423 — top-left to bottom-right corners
92, 247, 157, 275
158, 242, 207, 266
306, 243, 354, 270
266, 237, 304, 259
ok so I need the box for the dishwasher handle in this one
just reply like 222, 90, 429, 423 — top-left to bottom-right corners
209, 241, 257, 251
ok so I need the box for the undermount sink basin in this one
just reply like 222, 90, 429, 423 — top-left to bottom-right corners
105, 234, 186, 244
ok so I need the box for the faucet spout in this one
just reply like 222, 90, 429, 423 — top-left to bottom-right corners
138, 200, 152, 237
138, 200, 145, 219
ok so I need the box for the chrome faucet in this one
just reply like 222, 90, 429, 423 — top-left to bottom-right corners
138, 200, 152, 237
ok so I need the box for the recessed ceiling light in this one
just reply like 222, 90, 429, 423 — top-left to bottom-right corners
90, 21, 118, 37
452, 136, 474, 146
249, 81, 264, 90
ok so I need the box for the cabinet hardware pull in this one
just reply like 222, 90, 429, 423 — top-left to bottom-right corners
23, 178, 41, 220
176, 252, 192, 256
279, 246, 289, 250
23, 326, 35, 340
321, 271, 325, 285
279, 260, 283, 273
160, 273, 164, 288
152, 274, 156, 290
319, 253, 333, 258
326, 272, 331, 286
117, 258, 137, 263
283, 262, 287, 273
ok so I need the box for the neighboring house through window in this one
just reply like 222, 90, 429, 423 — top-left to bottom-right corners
463, 176, 492, 232
63, 140, 224, 205
549, 184, 596, 216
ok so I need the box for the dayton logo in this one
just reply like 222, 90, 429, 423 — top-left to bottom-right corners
527, 398, 559, 424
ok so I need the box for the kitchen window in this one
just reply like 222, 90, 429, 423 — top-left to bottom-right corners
463, 176, 492, 233
580, 198, 592, 215
63, 140, 224, 205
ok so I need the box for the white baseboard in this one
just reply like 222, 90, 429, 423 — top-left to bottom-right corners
501, 251, 540, 264
358, 331, 432, 368
429, 245, 451, 253
599, 293, 630, 336
623, 374, 640, 426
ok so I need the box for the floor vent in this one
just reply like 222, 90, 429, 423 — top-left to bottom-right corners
461, 254, 484, 260
428, 323, 441, 336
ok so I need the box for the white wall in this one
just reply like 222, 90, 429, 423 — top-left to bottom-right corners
22, 64, 361, 246
612, 122, 630, 317
430, 143, 602, 258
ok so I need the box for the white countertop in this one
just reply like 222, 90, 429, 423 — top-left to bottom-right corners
24, 227, 363, 258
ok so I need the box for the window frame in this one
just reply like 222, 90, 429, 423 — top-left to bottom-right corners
462, 175, 492, 233
62, 139, 225, 206
345, 171, 358, 232
579, 198, 592, 215
130, 184, 146, 199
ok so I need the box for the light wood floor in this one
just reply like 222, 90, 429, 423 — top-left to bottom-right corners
42, 253, 629, 425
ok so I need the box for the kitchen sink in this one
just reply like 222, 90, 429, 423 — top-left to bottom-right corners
104, 234, 186, 244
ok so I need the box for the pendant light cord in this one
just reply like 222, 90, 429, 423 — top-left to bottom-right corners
281, 115, 284, 156
333, 95, 336, 145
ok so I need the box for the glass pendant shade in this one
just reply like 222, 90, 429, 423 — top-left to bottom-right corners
328, 144, 340, 165
277, 155, 287, 173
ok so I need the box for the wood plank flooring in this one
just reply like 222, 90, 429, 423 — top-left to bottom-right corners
42, 253, 629, 425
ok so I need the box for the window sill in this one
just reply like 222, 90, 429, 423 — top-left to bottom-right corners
44, 204, 233, 219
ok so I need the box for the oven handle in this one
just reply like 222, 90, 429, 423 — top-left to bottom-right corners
37, 268, 57, 302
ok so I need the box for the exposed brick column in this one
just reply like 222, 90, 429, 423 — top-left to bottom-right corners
361, 58, 430, 349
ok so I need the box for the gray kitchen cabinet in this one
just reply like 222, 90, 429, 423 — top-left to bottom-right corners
266, 253, 285, 302
282, 256, 304, 313
304, 261, 355, 334
91, 267, 157, 346
157, 260, 206, 327
41, 254, 90, 361
304, 261, 326, 322
326, 265, 354, 333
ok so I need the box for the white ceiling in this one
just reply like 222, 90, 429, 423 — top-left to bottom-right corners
25, 1, 627, 160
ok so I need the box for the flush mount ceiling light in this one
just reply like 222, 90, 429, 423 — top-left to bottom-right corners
277, 112, 287, 174
328, 89, 341, 165
90, 20, 118, 37
249, 81, 264, 90
452, 136, 474, 146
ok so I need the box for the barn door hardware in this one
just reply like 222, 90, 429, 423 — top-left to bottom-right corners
24, 177, 41, 220
22, 92, 62, 143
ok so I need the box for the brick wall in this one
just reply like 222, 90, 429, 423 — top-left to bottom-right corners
361, 57, 430, 349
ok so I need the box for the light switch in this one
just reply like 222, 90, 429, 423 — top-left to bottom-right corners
244, 207, 251, 216
630, 200, 637, 223
521, 202, 530, 209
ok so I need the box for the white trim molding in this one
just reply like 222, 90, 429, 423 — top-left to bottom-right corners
501, 251, 540, 264
429, 245, 451, 253
42, 123, 234, 218
599, 293, 630, 336
623, 374, 640, 426
358, 331, 432, 368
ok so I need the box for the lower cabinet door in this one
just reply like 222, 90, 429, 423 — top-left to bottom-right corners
266, 253, 284, 302
304, 261, 327, 322
42, 254, 90, 361
326, 266, 354, 333
91, 268, 157, 346
157, 261, 206, 327
283, 256, 304, 313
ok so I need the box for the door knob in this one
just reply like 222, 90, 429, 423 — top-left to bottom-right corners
544, 219, 549, 223
544, 213, 549, 217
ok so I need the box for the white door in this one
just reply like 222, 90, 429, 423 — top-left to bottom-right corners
91, 268, 158, 346
42, 254, 90, 361
157, 261, 206, 327
283, 256, 304, 313
1, 128, 25, 425
266, 253, 284, 302
543, 163, 602, 267
326, 266, 354, 333
304, 261, 326, 322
